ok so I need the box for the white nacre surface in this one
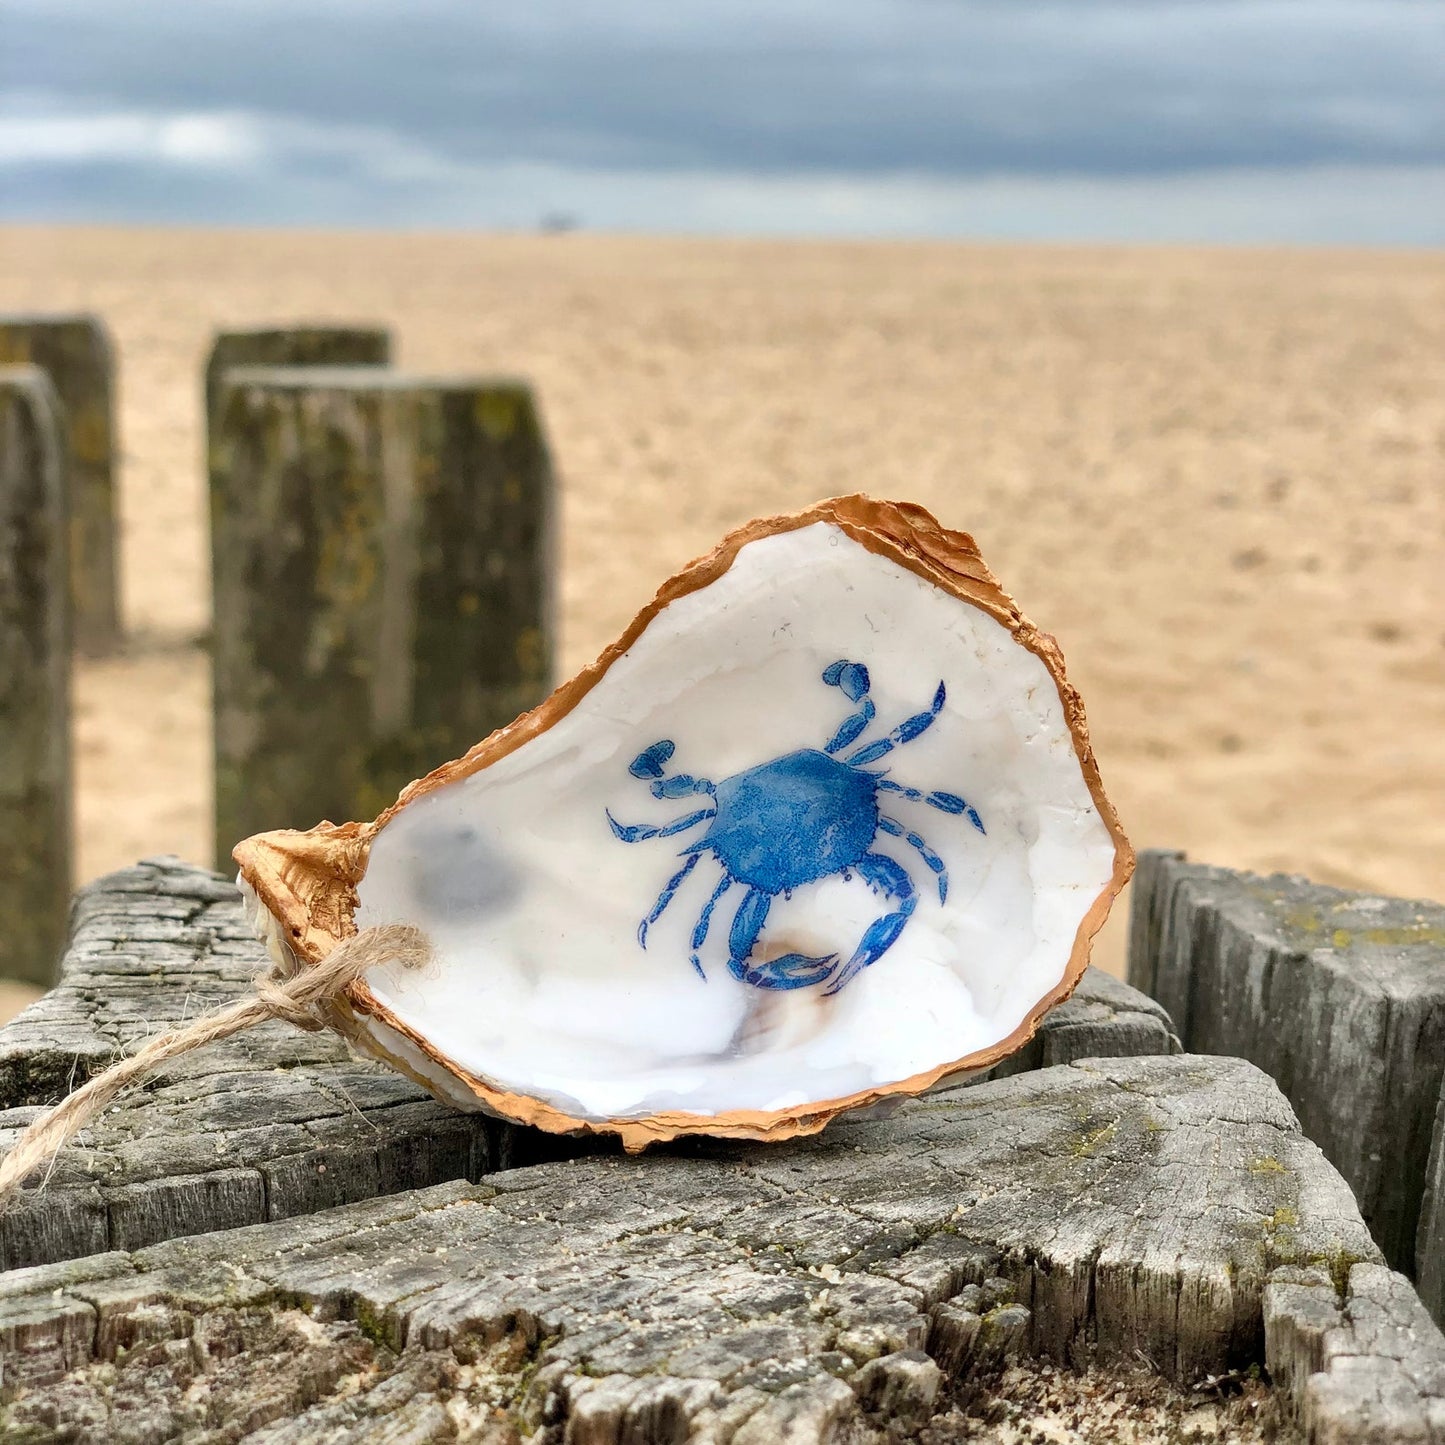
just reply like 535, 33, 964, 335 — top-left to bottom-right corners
354, 522, 1117, 1121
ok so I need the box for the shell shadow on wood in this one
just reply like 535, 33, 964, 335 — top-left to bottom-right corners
235, 497, 1132, 1149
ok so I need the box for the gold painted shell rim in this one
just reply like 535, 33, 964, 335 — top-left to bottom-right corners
234, 493, 1135, 1150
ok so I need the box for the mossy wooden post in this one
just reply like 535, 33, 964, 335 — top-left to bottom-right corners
210, 368, 555, 867
203, 325, 391, 431
0, 367, 71, 986
0, 315, 118, 655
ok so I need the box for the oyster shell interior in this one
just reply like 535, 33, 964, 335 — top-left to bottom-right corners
332, 514, 1124, 1130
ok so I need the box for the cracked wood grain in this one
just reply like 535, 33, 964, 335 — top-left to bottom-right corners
0, 860, 586, 1271
1420, 1075, 1445, 1333
1265, 1264, 1445, 1444
5, 1052, 1438, 1443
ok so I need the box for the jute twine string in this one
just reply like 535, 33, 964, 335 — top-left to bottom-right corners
0, 923, 431, 1208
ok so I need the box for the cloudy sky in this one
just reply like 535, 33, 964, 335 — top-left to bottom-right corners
3, 0, 1442, 243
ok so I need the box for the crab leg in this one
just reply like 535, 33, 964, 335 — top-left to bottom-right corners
637, 852, 701, 948
844, 682, 947, 767
606, 807, 715, 844
688, 873, 733, 979
878, 814, 948, 902
649, 774, 717, 800
824, 701, 876, 755
822, 659, 877, 755
726, 888, 838, 991
877, 778, 985, 834
823, 852, 917, 997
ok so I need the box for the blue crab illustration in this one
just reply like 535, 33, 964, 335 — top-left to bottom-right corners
606, 659, 986, 996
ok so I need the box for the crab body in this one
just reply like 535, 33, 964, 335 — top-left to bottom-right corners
702, 749, 879, 892
607, 660, 986, 995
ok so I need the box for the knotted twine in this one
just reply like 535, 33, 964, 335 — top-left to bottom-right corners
0, 923, 432, 1207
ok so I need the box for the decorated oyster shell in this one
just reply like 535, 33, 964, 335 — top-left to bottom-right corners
237, 496, 1131, 1149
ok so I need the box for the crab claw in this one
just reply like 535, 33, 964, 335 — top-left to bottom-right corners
823, 852, 918, 997
629, 739, 676, 779
730, 951, 839, 991
822, 660, 871, 702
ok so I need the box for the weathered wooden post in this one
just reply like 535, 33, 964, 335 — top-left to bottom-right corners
1128, 849, 1445, 1312
210, 368, 555, 867
0, 367, 71, 987
5, 866, 1445, 1439
203, 325, 391, 430
1422, 1081, 1445, 1327
0, 315, 119, 655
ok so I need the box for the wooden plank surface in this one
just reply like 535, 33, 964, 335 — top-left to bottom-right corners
1266, 1263, 1445, 1445
0, 860, 581, 1272
6, 1051, 1442, 1442
0, 859, 1177, 1273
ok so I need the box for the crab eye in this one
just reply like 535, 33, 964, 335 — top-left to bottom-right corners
629, 739, 676, 779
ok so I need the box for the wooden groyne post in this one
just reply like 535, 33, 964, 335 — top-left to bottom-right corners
0, 315, 119, 655
1128, 848, 1445, 1324
209, 368, 555, 867
0, 367, 71, 987
203, 325, 391, 431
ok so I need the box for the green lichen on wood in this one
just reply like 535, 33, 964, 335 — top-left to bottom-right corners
1245, 1147, 1375, 1297
1338, 923, 1445, 949
1247, 1156, 1286, 1176
1072, 1120, 1119, 1158
1277, 904, 1445, 950
1315, 1246, 1376, 1298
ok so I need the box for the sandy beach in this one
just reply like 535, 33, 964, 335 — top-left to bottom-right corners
0, 226, 1441, 1011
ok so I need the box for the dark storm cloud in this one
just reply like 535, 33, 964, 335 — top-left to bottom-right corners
6, 0, 1443, 179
